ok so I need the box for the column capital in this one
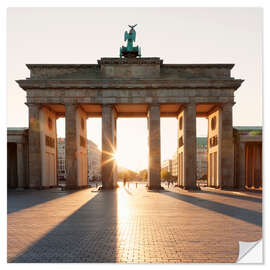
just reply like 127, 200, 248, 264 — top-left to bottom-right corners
65, 103, 80, 115
102, 103, 114, 107
102, 104, 116, 111
41, 104, 58, 115
56, 113, 65, 119
77, 104, 88, 115
102, 104, 117, 118
25, 102, 42, 109
186, 102, 196, 108
177, 102, 196, 115
102, 104, 118, 112
65, 102, 78, 108
147, 104, 160, 119
147, 103, 160, 111
220, 102, 236, 110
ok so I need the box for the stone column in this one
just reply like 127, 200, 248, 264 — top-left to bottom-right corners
245, 143, 252, 187
113, 117, 117, 186
28, 103, 41, 188
77, 106, 88, 188
39, 107, 58, 188
221, 102, 234, 188
238, 142, 246, 188
147, 104, 161, 189
16, 143, 25, 188
101, 104, 117, 189
208, 107, 222, 188
177, 109, 184, 188
65, 104, 78, 189
183, 103, 197, 189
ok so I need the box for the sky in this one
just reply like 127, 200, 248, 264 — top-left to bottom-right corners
7, 7, 262, 171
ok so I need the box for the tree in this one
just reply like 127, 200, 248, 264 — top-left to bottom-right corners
118, 168, 138, 180
139, 169, 148, 181
161, 169, 172, 181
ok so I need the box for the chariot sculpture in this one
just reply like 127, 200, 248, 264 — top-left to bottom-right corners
120, 24, 141, 58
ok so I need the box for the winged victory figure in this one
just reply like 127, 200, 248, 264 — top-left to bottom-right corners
120, 24, 141, 58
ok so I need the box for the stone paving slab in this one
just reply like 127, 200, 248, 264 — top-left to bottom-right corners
7, 183, 262, 263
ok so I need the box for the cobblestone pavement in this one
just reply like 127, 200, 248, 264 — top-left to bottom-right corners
7, 183, 262, 263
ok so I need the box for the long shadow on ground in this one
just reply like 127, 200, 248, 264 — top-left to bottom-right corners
10, 190, 118, 263
7, 188, 77, 214
161, 189, 262, 227
201, 189, 262, 203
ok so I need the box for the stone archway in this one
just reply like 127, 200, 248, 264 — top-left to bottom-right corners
17, 57, 243, 189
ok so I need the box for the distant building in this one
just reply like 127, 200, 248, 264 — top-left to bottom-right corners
171, 137, 207, 179
87, 140, 101, 180
172, 152, 178, 177
57, 138, 66, 180
161, 159, 172, 174
57, 138, 101, 181
197, 137, 208, 179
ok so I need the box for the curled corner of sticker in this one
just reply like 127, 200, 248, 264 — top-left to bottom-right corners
236, 239, 263, 263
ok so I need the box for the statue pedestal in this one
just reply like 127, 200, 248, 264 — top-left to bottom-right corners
121, 51, 140, 58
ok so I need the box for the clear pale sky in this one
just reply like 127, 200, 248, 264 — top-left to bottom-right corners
7, 8, 262, 171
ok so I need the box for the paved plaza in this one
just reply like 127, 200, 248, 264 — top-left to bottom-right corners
8, 183, 262, 263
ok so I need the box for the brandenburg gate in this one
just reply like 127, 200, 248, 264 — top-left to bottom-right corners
16, 25, 243, 190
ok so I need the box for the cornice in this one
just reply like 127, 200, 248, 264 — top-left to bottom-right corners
26, 64, 98, 69
16, 79, 244, 90
98, 57, 162, 65
161, 64, 235, 69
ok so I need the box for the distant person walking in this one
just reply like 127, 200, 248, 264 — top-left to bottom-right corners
123, 177, 127, 187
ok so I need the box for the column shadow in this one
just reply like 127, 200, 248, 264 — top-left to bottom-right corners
160, 190, 262, 227
10, 190, 118, 263
8, 188, 77, 214
201, 189, 262, 203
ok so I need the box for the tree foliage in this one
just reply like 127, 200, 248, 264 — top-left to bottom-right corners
118, 169, 138, 180
161, 169, 172, 181
138, 169, 148, 180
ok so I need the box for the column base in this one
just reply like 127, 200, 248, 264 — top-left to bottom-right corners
98, 184, 119, 191
39, 185, 59, 190
147, 185, 164, 191
243, 187, 262, 193
234, 185, 246, 190
177, 185, 201, 191
65, 185, 89, 190
15, 187, 25, 191
219, 186, 235, 191
208, 185, 221, 189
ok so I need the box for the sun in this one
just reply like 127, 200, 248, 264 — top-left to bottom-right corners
113, 144, 148, 172
114, 151, 121, 165
112, 118, 150, 172
114, 151, 131, 169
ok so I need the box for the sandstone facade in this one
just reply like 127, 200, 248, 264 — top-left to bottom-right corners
16, 57, 244, 189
